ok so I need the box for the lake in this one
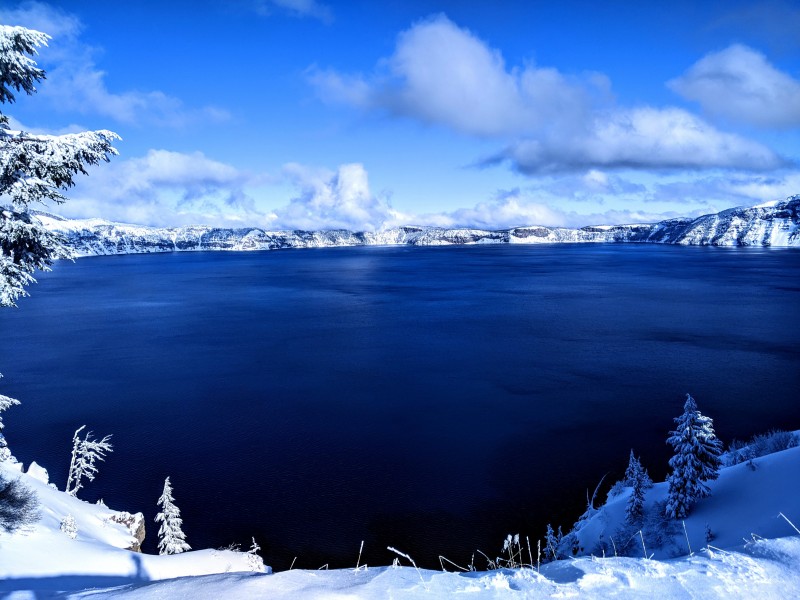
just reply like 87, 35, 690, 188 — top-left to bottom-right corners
1, 244, 798, 570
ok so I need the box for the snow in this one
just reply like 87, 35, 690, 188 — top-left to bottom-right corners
1, 440, 798, 598
570, 445, 800, 559
0, 457, 262, 595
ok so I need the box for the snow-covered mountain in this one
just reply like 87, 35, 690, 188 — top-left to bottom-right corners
35, 196, 800, 256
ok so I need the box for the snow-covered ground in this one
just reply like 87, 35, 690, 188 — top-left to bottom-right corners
1, 441, 798, 598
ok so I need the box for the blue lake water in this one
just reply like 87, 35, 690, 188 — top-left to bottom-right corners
1, 244, 798, 569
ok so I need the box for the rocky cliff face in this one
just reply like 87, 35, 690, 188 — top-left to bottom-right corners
35, 196, 800, 256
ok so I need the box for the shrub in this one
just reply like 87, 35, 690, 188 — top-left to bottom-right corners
0, 474, 40, 532
725, 429, 798, 466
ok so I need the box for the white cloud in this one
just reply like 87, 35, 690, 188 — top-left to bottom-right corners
309, 15, 785, 174
0, 2, 230, 127
669, 44, 800, 129
253, 0, 332, 23
649, 172, 800, 207
311, 15, 600, 138
63, 150, 268, 227
492, 107, 786, 174
273, 163, 397, 231
62, 154, 395, 232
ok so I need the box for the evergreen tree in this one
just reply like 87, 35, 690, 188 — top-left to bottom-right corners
0, 24, 117, 462
65, 425, 113, 497
0, 374, 20, 461
625, 451, 647, 524
664, 394, 723, 519
544, 523, 561, 561
156, 476, 191, 555
0, 24, 118, 307
60, 513, 77, 539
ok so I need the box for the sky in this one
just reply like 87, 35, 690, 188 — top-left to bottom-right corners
1, 0, 799, 230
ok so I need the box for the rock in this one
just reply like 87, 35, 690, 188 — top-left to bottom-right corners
26, 461, 49, 484
107, 511, 146, 552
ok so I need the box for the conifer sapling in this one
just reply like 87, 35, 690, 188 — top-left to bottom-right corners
156, 476, 191, 555
624, 450, 648, 524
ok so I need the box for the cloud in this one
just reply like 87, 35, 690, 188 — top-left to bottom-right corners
272, 163, 396, 231
710, 0, 800, 51
0, 2, 230, 127
61, 154, 394, 232
310, 15, 603, 138
253, 0, 333, 23
63, 150, 268, 227
54, 152, 797, 231
309, 15, 784, 174
491, 107, 786, 174
649, 171, 800, 207
669, 44, 800, 129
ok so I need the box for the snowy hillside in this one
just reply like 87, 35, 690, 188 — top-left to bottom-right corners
35, 195, 800, 256
565, 445, 800, 560
1, 442, 798, 597
0, 456, 265, 596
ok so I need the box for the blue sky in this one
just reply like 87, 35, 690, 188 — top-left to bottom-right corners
2, 0, 799, 230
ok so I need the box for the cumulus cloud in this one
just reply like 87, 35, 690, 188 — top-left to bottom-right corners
0, 2, 230, 127
272, 163, 397, 231
669, 44, 800, 129
64, 150, 268, 227
491, 107, 786, 174
309, 15, 785, 174
61, 154, 395, 232
56, 151, 795, 231
310, 15, 603, 138
254, 0, 333, 23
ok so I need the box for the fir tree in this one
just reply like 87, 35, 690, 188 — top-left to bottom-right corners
0, 24, 118, 307
544, 523, 561, 561
624, 451, 647, 524
664, 394, 723, 519
156, 476, 191, 555
65, 426, 113, 497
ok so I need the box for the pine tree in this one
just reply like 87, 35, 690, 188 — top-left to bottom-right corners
0, 24, 118, 307
156, 476, 191, 555
544, 523, 561, 561
664, 394, 723, 519
65, 425, 113, 497
625, 451, 646, 524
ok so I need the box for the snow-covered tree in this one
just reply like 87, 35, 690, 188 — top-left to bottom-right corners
544, 523, 562, 561
0, 374, 20, 460
623, 449, 653, 489
625, 451, 648, 524
246, 537, 265, 572
65, 425, 113, 497
0, 24, 118, 307
664, 394, 723, 519
60, 513, 77, 539
156, 476, 191, 555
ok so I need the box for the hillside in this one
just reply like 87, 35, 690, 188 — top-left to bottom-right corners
1, 442, 798, 597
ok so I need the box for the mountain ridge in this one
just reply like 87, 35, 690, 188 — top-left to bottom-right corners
35, 195, 800, 256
